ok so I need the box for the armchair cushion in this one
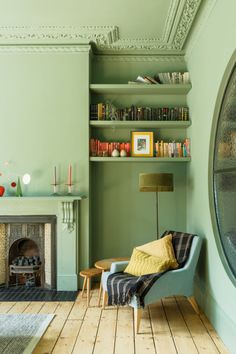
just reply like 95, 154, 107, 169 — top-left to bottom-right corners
124, 248, 173, 276
136, 234, 179, 269
162, 230, 196, 267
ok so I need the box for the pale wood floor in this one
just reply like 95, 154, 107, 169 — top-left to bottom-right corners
0, 288, 230, 354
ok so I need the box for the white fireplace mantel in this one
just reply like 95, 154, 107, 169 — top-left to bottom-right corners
0, 195, 86, 291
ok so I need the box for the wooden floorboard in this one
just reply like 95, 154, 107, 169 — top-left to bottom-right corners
0, 289, 230, 354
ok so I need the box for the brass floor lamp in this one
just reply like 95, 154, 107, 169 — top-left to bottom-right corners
139, 173, 174, 239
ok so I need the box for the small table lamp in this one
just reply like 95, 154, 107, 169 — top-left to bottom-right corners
139, 173, 174, 238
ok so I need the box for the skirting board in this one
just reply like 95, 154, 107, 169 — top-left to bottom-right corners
195, 280, 236, 354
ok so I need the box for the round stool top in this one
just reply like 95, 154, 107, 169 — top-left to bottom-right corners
94, 257, 130, 271
80, 267, 102, 278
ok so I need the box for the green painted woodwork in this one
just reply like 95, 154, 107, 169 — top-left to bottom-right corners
90, 121, 191, 129
92, 56, 187, 83
186, 0, 236, 352
90, 157, 191, 162
209, 49, 236, 287
0, 196, 84, 201
90, 84, 191, 95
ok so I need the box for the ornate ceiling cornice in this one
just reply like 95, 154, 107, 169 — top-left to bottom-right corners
0, 0, 202, 53
93, 55, 186, 63
0, 45, 91, 53
0, 25, 119, 46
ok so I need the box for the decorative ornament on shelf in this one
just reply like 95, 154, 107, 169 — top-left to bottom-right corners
120, 149, 127, 157
0, 185, 5, 197
16, 177, 23, 197
0, 171, 5, 197
112, 149, 120, 157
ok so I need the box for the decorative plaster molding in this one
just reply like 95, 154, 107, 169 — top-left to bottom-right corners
161, 0, 182, 43
172, 0, 202, 49
62, 201, 74, 232
0, 45, 91, 53
0, 0, 202, 52
99, 39, 171, 51
0, 25, 119, 46
93, 55, 185, 63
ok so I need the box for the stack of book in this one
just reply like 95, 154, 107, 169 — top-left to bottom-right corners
90, 104, 189, 121
155, 139, 190, 158
90, 139, 131, 157
155, 72, 190, 84
128, 72, 190, 85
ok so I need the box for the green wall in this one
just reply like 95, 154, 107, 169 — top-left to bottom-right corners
186, 0, 236, 352
0, 46, 91, 282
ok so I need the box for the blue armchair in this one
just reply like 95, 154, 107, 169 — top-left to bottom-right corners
101, 232, 202, 334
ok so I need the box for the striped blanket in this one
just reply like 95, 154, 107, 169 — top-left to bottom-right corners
107, 231, 195, 307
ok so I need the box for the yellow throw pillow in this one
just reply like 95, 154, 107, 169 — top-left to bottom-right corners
124, 248, 175, 276
136, 234, 178, 269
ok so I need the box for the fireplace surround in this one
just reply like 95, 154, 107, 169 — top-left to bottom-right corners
0, 197, 82, 291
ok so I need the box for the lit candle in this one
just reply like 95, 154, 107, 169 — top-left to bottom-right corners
53, 166, 57, 185
68, 164, 72, 185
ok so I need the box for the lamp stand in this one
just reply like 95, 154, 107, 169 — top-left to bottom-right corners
156, 192, 159, 239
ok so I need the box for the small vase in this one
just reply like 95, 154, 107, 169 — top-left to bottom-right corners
16, 177, 23, 197
112, 149, 120, 157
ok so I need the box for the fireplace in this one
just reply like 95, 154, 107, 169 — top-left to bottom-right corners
0, 215, 56, 289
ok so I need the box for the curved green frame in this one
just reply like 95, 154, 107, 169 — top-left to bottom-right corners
209, 49, 236, 287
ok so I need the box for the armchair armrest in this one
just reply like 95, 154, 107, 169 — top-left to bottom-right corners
110, 261, 129, 273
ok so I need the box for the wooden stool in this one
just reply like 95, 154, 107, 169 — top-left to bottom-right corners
79, 268, 102, 307
95, 257, 130, 307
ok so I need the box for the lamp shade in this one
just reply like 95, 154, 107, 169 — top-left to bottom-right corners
139, 173, 174, 192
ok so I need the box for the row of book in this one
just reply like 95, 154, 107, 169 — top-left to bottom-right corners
128, 72, 190, 85
90, 138, 190, 158
155, 139, 190, 158
90, 139, 131, 157
90, 104, 189, 121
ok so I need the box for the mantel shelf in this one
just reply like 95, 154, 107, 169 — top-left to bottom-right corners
90, 120, 191, 129
0, 196, 86, 201
89, 84, 191, 95
90, 157, 190, 162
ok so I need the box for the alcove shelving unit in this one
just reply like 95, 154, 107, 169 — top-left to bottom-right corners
89, 83, 191, 163
89, 70, 192, 265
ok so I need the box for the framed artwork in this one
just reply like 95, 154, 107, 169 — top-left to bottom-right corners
131, 131, 154, 157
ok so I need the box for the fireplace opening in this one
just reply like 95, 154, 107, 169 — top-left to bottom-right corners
0, 216, 56, 290
8, 238, 43, 287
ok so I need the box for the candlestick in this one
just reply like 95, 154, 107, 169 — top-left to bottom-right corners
51, 166, 59, 195
68, 164, 72, 186
54, 166, 57, 186
68, 184, 72, 195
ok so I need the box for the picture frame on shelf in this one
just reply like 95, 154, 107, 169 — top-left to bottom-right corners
131, 131, 154, 157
